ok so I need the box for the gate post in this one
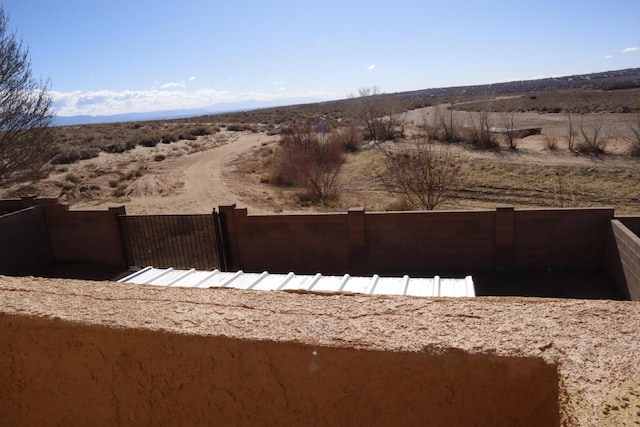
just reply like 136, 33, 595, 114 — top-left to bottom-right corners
212, 208, 228, 271
218, 205, 242, 271
111, 206, 133, 269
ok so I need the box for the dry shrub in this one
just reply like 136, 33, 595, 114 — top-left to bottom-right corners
544, 135, 560, 151
555, 171, 577, 207
501, 110, 518, 150
624, 113, 640, 156
227, 123, 254, 132
104, 140, 136, 153
190, 127, 212, 137
350, 86, 405, 142
50, 145, 100, 164
271, 122, 345, 202
425, 104, 460, 143
160, 133, 178, 144
178, 133, 198, 141
575, 115, 609, 155
465, 111, 499, 149
378, 138, 463, 210
334, 122, 363, 152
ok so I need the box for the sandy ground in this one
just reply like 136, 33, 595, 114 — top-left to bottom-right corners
71, 131, 283, 214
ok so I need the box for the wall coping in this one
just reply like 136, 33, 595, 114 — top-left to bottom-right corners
1, 275, 639, 426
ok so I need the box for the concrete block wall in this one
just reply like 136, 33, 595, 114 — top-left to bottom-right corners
606, 219, 640, 301
221, 206, 350, 275
42, 205, 127, 269
364, 209, 496, 275
0, 207, 54, 275
618, 216, 640, 236
0, 196, 58, 215
513, 208, 614, 268
0, 199, 622, 282
221, 205, 615, 276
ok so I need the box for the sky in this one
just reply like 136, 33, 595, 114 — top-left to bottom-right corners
2, 0, 639, 118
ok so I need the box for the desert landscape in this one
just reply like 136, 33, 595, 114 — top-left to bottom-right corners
2, 70, 640, 426
2, 69, 640, 215
3, 1, 640, 423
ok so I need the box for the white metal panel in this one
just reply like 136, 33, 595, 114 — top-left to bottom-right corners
251, 272, 294, 291
406, 277, 436, 297
374, 276, 405, 295
311, 274, 350, 293
118, 267, 475, 298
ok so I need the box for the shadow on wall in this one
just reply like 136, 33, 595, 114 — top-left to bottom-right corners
473, 267, 626, 300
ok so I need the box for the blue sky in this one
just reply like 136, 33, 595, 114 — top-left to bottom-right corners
2, 0, 639, 117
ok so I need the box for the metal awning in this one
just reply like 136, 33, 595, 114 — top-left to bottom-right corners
118, 267, 475, 297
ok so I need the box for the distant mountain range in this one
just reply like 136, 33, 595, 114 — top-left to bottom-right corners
53, 68, 640, 126
395, 67, 640, 99
52, 97, 328, 126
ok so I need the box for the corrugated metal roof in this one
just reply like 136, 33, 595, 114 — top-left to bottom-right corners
118, 267, 475, 297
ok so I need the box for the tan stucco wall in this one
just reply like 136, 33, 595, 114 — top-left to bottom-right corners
1, 276, 639, 426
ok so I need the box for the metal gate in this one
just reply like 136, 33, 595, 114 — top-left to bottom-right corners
119, 213, 227, 270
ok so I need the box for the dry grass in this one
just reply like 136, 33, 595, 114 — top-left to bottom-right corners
454, 159, 640, 213
4, 72, 640, 214
230, 133, 640, 214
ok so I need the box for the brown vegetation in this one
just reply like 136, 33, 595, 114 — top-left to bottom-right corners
2, 69, 640, 214
271, 123, 346, 203
378, 138, 463, 210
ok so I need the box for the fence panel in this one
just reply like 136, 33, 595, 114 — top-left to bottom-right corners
119, 214, 222, 270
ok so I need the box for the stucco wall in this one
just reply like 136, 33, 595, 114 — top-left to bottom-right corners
1, 315, 559, 426
2, 276, 640, 426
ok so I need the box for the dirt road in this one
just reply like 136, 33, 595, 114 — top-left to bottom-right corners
73, 132, 279, 214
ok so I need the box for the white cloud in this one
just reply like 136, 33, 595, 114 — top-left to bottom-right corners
50, 88, 337, 117
622, 47, 638, 53
160, 81, 187, 89
273, 80, 285, 86
366, 64, 376, 71
604, 54, 613, 59
188, 76, 196, 81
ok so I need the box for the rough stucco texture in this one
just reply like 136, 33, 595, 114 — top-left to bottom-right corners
1, 275, 639, 426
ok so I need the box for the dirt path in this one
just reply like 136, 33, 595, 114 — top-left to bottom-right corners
72, 132, 280, 214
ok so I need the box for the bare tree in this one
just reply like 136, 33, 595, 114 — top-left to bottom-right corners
623, 112, 640, 156
0, 7, 54, 184
272, 122, 345, 203
466, 109, 498, 149
577, 114, 608, 154
427, 103, 460, 143
350, 86, 404, 142
501, 109, 518, 149
566, 111, 578, 152
378, 138, 463, 210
